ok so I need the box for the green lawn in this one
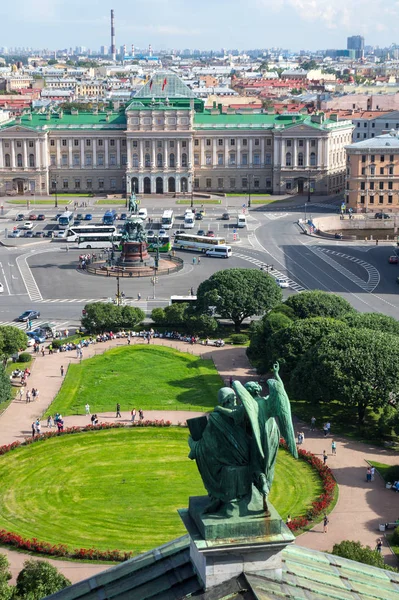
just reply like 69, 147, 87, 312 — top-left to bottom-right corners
45, 345, 223, 415
6, 199, 70, 205
1, 357, 33, 416
369, 461, 399, 483
0, 428, 322, 554
96, 199, 126, 205
175, 199, 221, 205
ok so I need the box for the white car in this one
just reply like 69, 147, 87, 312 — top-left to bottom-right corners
21, 222, 33, 230
0, 283, 3, 293
276, 277, 289, 289
159, 229, 167, 237
138, 208, 147, 220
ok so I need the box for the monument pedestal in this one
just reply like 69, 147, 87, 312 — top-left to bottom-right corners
179, 495, 295, 590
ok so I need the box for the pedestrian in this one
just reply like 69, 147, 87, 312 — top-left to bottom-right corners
323, 423, 328, 437
331, 440, 336, 455
116, 403, 121, 418
32, 388, 36, 401
326, 421, 331, 435
127, 334, 131, 345
376, 538, 383, 553
310, 416, 316, 431
198, 257, 201, 265
366, 467, 372, 482
139, 408, 144, 421
323, 450, 328, 465
131, 408, 136, 422
85, 403, 90, 416
60, 365, 64, 377
137, 293, 141, 301
31, 422, 35, 438
19, 388, 23, 402
26, 390, 31, 403
41, 346, 45, 357
146, 332, 151, 344
297, 432, 303, 445
47, 415, 53, 428
371, 466, 375, 481
323, 514, 329, 533
190, 287, 194, 296
35, 419, 41, 435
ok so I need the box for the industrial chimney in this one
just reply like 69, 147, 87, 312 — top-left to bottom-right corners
111, 9, 116, 61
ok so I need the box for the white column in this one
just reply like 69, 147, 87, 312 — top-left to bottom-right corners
56, 139, 61, 167
200, 139, 205, 167
176, 140, 181, 168
41, 138, 48, 169
23, 141, 28, 169
249, 139, 253, 166
127, 139, 132, 169
224, 141, 229, 168
293, 141, 298, 168
35, 140, 40, 168
261, 138, 265, 166
139, 141, 144, 169
138, 175, 143, 193
237, 138, 241, 167
150, 174, 156, 193
11, 142, 16, 168
188, 138, 193, 169
317, 139, 321, 168
68, 139, 73, 169
104, 139, 109, 168
80, 141, 84, 168
151, 141, 156, 168
0, 142, 3, 169
93, 140, 97, 168
116, 139, 120, 167
163, 174, 168, 192
305, 140, 310, 168
165, 139, 169, 169
212, 139, 217, 167
280, 139, 284, 166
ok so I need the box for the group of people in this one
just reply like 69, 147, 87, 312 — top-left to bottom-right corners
11, 367, 31, 387
366, 466, 376, 482
297, 431, 305, 445
22, 387, 39, 403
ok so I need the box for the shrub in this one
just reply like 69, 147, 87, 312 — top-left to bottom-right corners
51, 339, 63, 349
332, 540, 396, 571
18, 353, 31, 363
392, 526, 399, 546
229, 333, 249, 345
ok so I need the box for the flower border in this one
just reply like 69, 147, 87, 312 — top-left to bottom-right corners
0, 425, 336, 561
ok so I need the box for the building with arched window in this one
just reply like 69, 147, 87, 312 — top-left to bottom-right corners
0, 73, 353, 196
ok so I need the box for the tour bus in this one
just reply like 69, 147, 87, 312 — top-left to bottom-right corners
65, 225, 118, 242
184, 212, 195, 229
205, 245, 232, 259
58, 211, 74, 230
103, 210, 118, 225
169, 295, 197, 305
77, 233, 120, 249
174, 233, 227, 252
161, 210, 174, 230
146, 235, 172, 253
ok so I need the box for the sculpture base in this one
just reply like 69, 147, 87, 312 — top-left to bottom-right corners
179, 497, 295, 590
119, 241, 154, 267
188, 494, 282, 540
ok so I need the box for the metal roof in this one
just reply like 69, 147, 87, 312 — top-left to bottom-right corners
348, 131, 399, 149
134, 71, 197, 100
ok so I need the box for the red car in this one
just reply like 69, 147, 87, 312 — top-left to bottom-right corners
389, 255, 398, 264
29, 214, 38, 220
206, 231, 215, 238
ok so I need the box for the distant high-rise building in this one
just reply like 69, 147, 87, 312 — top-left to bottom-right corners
347, 35, 364, 58
100, 45, 108, 56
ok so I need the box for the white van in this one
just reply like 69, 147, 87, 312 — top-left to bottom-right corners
206, 245, 232, 258
138, 208, 148, 220
184, 214, 195, 229
237, 214, 247, 228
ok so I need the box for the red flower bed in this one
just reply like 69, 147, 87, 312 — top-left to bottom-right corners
280, 440, 337, 532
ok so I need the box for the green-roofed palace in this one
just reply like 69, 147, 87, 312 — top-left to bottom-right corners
0, 71, 353, 196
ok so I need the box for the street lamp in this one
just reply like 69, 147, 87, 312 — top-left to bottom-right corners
125, 175, 129, 209
116, 274, 121, 306
190, 175, 194, 209
247, 173, 251, 209
54, 176, 58, 209
307, 170, 311, 203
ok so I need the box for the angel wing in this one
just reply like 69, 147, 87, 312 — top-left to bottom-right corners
268, 378, 298, 460
232, 381, 265, 460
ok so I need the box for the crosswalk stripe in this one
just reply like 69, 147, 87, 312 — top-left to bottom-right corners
0, 319, 70, 331
233, 252, 305, 292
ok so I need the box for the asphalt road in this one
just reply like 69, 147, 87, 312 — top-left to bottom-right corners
0, 197, 398, 330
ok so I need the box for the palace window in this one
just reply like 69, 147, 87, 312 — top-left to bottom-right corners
50, 155, 56, 166
217, 153, 224, 166
63, 179, 68, 189
157, 153, 163, 167
205, 154, 211, 166
110, 140, 115, 147
74, 139, 79, 146
230, 178, 236, 189
169, 153, 175, 168
28, 141, 34, 148
218, 178, 224, 188
310, 152, 316, 166
253, 153, 260, 165
194, 153, 199, 166
98, 179, 104, 190
206, 178, 212, 188
75, 179, 81, 189
241, 153, 248, 166
285, 152, 292, 167
4, 154, 10, 167
298, 152, 304, 166
218, 139, 223, 146
73, 154, 79, 166
388, 195, 393, 204
265, 153, 272, 165
132, 154, 139, 168
110, 178, 116, 189
62, 140, 67, 147
17, 153, 23, 167
144, 153, 151, 167
97, 153, 104, 166
229, 152, 236, 165
86, 179, 92, 189
109, 154, 116, 166
86, 139, 91, 147
182, 153, 188, 167
29, 154, 35, 168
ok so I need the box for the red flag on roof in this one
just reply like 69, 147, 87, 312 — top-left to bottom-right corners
162, 77, 167, 91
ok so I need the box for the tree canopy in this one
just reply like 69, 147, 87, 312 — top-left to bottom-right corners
341, 312, 399, 336
332, 540, 395, 571
195, 269, 282, 331
15, 560, 71, 599
81, 302, 145, 333
0, 326, 27, 358
285, 290, 355, 320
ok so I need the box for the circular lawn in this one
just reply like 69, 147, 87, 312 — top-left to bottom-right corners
0, 428, 322, 556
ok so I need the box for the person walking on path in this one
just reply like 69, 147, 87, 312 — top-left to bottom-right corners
323, 450, 328, 465
323, 423, 328, 437
323, 515, 329, 533
60, 365, 64, 377
331, 440, 336, 456
371, 466, 375, 481
18, 388, 23, 402
310, 416, 316, 431
326, 422, 331, 435
116, 403, 121, 418
25, 390, 31, 404
31, 422, 35, 438
366, 467, 372, 482
139, 408, 144, 421
47, 415, 53, 428
376, 538, 383, 553
85, 403, 90, 416
131, 408, 136, 423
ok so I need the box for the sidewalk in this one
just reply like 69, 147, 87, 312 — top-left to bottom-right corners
0, 337, 398, 582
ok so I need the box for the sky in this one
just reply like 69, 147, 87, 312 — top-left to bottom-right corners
1, 0, 399, 51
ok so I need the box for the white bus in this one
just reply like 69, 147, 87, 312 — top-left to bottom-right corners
65, 225, 118, 242
161, 210, 174, 230
77, 233, 120, 249
174, 234, 227, 252
58, 211, 74, 230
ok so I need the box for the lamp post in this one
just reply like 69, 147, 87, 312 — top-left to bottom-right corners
116, 274, 121, 306
307, 170, 311, 203
190, 174, 194, 209
54, 177, 58, 209
247, 173, 251, 209
125, 175, 129, 209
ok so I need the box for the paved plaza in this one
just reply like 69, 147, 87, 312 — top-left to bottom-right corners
0, 337, 399, 582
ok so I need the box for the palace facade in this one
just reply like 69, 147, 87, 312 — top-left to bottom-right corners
0, 73, 353, 197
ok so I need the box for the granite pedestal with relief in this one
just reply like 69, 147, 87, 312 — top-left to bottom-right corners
178, 493, 295, 590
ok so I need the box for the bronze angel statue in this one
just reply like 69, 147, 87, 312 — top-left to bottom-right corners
188, 362, 297, 517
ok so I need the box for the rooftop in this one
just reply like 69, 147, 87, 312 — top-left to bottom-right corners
194, 112, 352, 131
133, 71, 197, 100
0, 111, 127, 131
347, 130, 399, 149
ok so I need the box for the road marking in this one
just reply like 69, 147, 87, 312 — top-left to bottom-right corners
0, 319, 70, 332
264, 212, 290, 220
0, 262, 10, 295
309, 247, 380, 293
16, 252, 43, 301
233, 252, 306, 292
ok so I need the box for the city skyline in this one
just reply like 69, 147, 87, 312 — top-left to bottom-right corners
0, 0, 398, 52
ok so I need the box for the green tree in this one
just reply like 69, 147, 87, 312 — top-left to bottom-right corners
341, 312, 399, 336
285, 290, 355, 320
151, 307, 166, 325
332, 540, 395, 571
0, 364, 11, 407
195, 269, 282, 332
0, 326, 27, 357
186, 314, 218, 337
15, 560, 71, 599
0, 554, 13, 600
81, 302, 144, 333
291, 328, 399, 424
247, 311, 293, 373
300, 60, 319, 71
119, 306, 145, 330
161, 303, 188, 327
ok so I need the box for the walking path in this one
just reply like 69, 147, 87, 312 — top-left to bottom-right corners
0, 337, 398, 583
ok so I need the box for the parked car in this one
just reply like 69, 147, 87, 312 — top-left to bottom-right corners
17, 310, 40, 322
138, 208, 148, 220
10, 230, 21, 238
147, 230, 155, 237
221, 212, 230, 220
74, 219, 81, 226
85, 214, 93, 221
375, 212, 391, 219
21, 222, 33, 230
120, 213, 127, 220
27, 330, 46, 343
275, 277, 290, 289
33, 231, 45, 238
195, 213, 203, 220
37, 214, 46, 221
159, 229, 167, 237
24, 231, 34, 238
197, 229, 205, 237
76, 214, 84, 220
206, 231, 215, 237
0, 283, 4, 293
29, 214, 38, 220
16, 214, 24, 221
389, 255, 399, 264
